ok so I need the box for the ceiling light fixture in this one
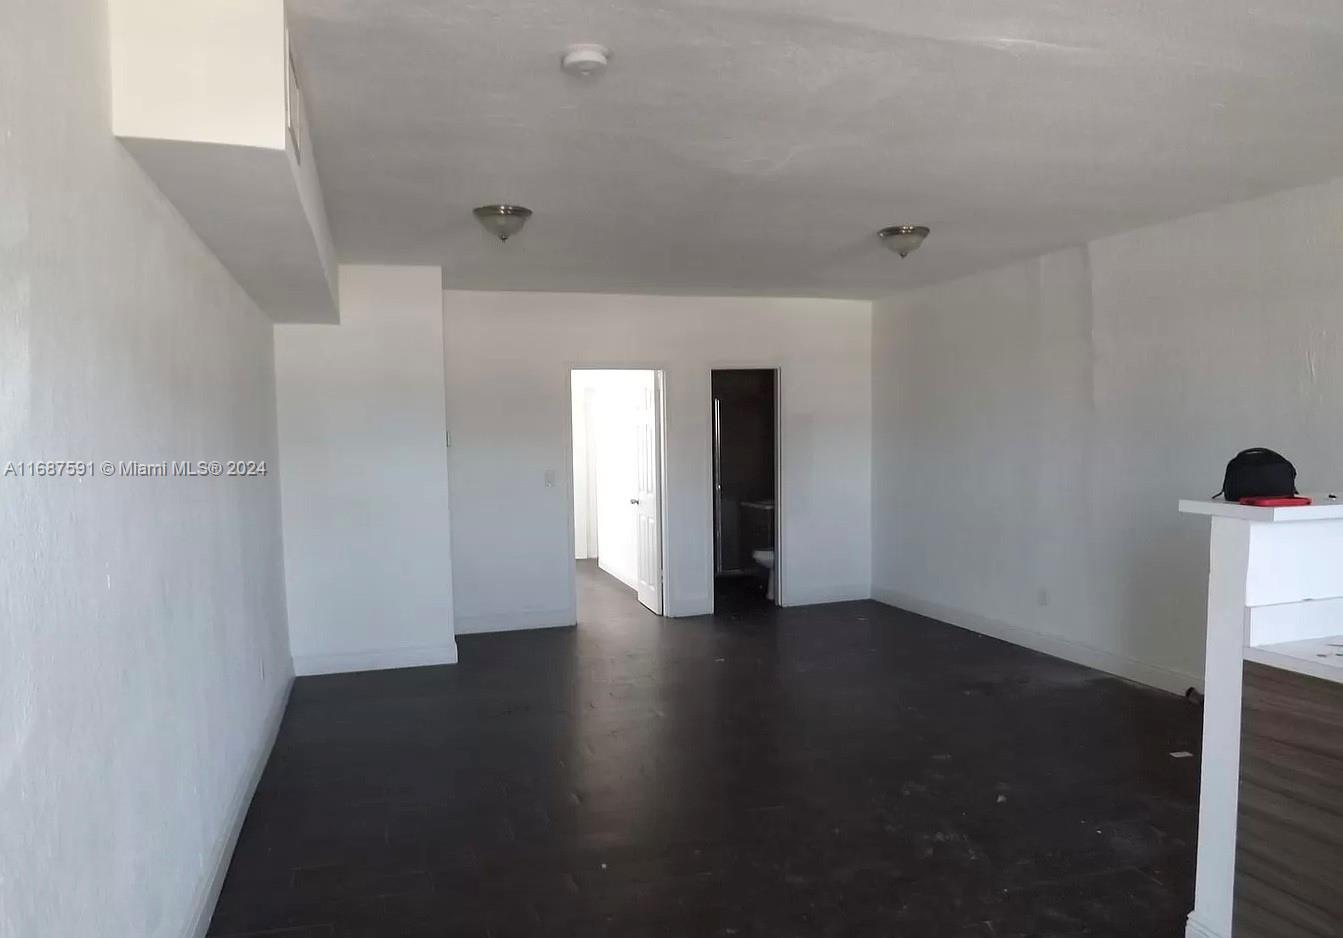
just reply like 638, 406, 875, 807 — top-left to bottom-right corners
561, 43, 610, 78
878, 225, 931, 258
473, 204, 532, 242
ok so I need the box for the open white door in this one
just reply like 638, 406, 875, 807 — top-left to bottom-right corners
632, 372, 663, 614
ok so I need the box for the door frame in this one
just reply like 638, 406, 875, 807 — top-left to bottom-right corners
564, 365, 669, 620
707, 365, 782, 611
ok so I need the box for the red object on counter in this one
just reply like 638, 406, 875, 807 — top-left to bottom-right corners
1238, 496, 1313, 507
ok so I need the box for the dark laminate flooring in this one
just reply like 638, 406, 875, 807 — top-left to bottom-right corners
208, 560, 1202, 937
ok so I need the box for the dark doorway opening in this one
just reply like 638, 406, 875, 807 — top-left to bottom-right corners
712, 369, 778, 611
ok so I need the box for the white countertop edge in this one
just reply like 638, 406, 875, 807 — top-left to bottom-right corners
1179, 496, 1343, 522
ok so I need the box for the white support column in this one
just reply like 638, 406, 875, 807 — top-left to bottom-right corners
1186, 516, 1250, 938
275, 266, 457, 675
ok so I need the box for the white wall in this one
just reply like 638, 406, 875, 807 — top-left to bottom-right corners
275, 266, 457, 674
1, 2, 291, 936
109, 0, 338, 323
571, 381, 597, 559
108, 0, 286, 149
570, 370, 653, 591
873, 177, 1343, 694
571, 370, 648, 579
444, 291, 872, 633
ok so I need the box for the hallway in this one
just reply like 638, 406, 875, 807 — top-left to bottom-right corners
208, 568, 1202, 937
573, 558, 665, 639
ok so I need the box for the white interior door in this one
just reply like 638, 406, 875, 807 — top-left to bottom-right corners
633, 373, 663, 614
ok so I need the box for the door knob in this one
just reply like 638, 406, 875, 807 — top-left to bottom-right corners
629, 498, 640, 505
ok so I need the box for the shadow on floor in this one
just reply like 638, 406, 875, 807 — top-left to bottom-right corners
713, 571, 774, 618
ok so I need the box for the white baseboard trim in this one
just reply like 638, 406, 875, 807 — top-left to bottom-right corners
1185, 913, 1227, 938
872, 588, 1202, 696
292, 642, 459, 676
187, 676, 291, 938
455, 609, 575, 635
666, 597, 712, 618
782, 584, 872, 607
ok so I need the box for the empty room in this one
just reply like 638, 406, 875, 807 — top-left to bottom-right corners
6, 2, 1343, 937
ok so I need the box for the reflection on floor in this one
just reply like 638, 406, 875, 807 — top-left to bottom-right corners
208, 561, 1202, 937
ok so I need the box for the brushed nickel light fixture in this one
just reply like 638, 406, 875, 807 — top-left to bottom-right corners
561, 43, 610, 78
878, 225, 930, 257
473, 204, 532, 241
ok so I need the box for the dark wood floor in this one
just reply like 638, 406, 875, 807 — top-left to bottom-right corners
208, 561, 1202, 937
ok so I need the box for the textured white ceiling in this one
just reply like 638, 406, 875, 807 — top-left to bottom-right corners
287, 0, 1343, 297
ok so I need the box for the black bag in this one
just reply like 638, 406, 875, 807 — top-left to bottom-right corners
1219, 448, 1297, 502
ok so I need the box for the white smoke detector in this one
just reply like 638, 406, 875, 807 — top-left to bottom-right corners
561, 43, 610, 78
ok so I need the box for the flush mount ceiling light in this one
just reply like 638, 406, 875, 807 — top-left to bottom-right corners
878, 225, 931, 258
561, 43, 610, 77
473, 204, 532, 242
